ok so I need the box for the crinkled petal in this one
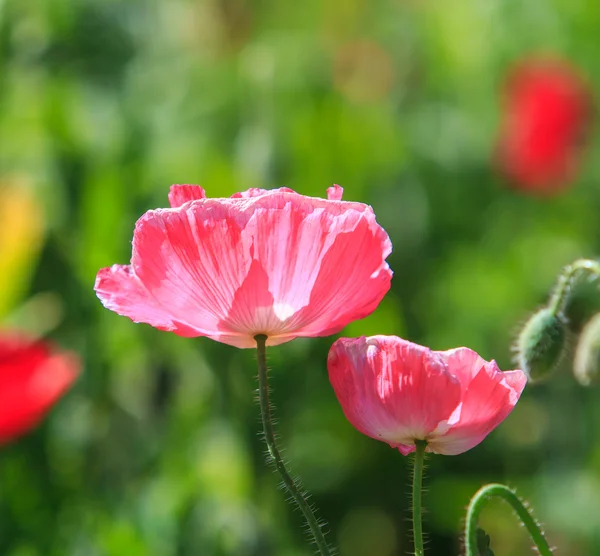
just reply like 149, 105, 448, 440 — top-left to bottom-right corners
429, 351, 527, 455
168, 184, 206, 207
231, 187, 295, 199
288, 214, 391, 339
328, 336, 462, 451
221, 199, 391, 345
327, 184, 344, 200
96, 204, 256, 347
502, 369, 528, 399
135, 205, 267, 347
436, 347, 489, 393
95, 265, 202, 338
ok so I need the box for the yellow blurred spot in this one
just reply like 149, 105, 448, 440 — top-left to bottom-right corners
0, 180, 45, 317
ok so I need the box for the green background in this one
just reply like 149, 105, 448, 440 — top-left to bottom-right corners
1, 0, 599, 554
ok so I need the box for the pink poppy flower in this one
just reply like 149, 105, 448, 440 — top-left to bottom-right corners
328, 335, 526, 455
95, 185, 392, 348
495, 56, 591, 195
0, 332, 79, 444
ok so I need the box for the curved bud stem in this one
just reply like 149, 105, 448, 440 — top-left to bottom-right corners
548, 258, 600, 315
255, 334, 333, 556
465, 483, 553, 556
573, 312, 600, 385
412, 440, 427, 556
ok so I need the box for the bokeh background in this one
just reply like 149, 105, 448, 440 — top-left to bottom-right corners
1, 0, 600, 554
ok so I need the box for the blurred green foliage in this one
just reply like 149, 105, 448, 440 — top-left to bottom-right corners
1, 0, 600, 554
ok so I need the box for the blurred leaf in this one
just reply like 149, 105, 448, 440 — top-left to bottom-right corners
476, 528, 495, 556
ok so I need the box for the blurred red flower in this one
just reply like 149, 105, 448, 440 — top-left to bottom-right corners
328, 335, 526, 455
95, 185, 392, 348
0, 333, 79, 444
495, 56, 592, 195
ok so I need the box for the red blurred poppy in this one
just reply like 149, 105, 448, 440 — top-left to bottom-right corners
328, 335, 526, 455
495, 56, 592, 195
0, 333, 79, 444
95, 184, 392, 348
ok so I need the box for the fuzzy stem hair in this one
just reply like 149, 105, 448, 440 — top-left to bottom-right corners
255, 334, 334, 556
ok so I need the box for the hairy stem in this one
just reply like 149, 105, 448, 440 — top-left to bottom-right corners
413, 440, 427, 556
465, 483, 553, 556
255, 334, 332, 556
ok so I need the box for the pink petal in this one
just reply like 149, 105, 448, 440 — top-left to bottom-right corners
436, 347, 489, 393
95, 265, 202, 338
502, 369, 528, 400
96, 206, 255, 347
327, 184, 344, 200
168, 184, 206, 207
397, 444, 417, 456
231, 187, 295, 199
232, 200, 392, 344
328, 336, 462, 450
217, 259, 283, 339
430, 353, 527, 455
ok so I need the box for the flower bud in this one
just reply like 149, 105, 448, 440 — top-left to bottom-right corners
515, 308, 566, 382
563, 277, 600, 335
573, 313, 600, 386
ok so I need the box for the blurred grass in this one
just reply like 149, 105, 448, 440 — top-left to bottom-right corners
1, 0, 600, 554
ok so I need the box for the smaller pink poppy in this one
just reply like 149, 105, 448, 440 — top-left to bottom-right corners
328, 335, 527, 455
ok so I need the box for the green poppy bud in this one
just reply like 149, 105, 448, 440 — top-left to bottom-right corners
515, 308, 566, 382
573, 313, 600, 386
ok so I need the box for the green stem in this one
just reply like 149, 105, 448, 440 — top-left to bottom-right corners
548, 258, 600, 315
413, 440, 426, 556
465, 483, 553, 556
254, 335, 332, 556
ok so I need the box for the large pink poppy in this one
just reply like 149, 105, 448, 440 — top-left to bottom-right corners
328, 335, 527, 455
95, 185, 392, 348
